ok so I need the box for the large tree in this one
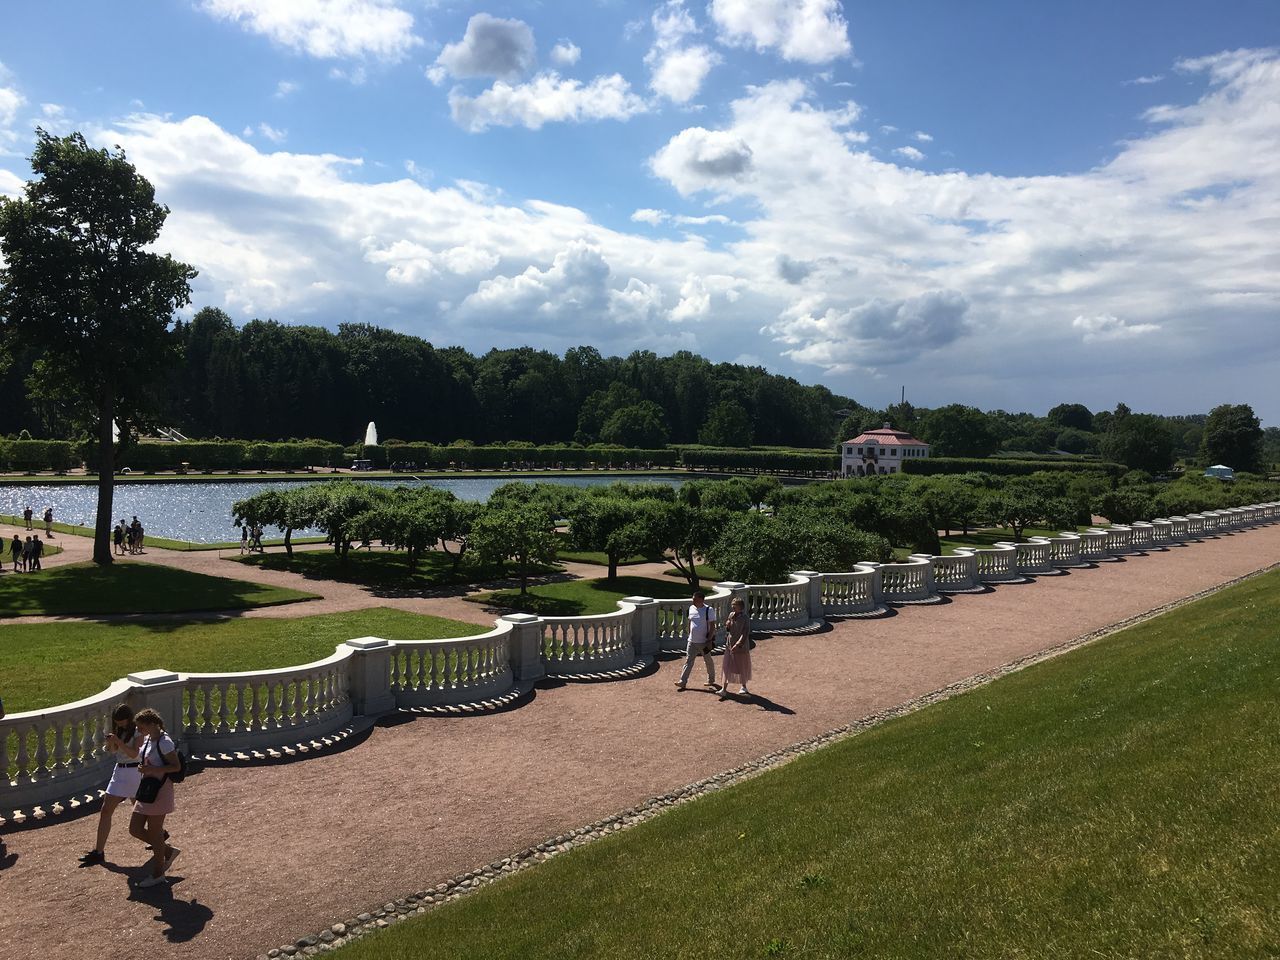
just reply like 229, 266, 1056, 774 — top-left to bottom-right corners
920, 404, 1001, 458
1200, 403, 1263, 473
0, 130, 195, 564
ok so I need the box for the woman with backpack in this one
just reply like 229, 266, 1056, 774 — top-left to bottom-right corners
79, 704, 146, 865
127, 708, 182, 888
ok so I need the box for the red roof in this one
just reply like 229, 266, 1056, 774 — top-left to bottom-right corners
845, 426, 928, 446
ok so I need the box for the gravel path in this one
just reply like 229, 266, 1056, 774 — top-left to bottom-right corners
2, 525, 1278, 960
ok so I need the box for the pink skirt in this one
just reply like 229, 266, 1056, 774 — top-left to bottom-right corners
722, 644, 752, 685
133, 777, 176, 816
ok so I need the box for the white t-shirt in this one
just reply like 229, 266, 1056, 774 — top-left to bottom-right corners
687, 603, 717, 646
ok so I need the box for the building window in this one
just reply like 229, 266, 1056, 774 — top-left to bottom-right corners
890, 448, 897, 456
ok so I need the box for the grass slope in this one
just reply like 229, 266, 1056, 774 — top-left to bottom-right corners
0, 561, 316, 618
236, 549, 558, 591
339, 569, 1280, 960
1, 607, 484, 712
470, 575, 695, 616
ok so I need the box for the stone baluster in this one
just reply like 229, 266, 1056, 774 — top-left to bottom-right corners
623, 597, 659, 658
344, 637, 397, 717
502, 613, 547, 684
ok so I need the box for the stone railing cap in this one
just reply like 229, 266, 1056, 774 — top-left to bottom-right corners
501, 613, 540, 624
715, 581, 748, 589
345, 636, 390, 650
127, 669, 180, 686
621, 596, 655, 605
792, 570, 820, 577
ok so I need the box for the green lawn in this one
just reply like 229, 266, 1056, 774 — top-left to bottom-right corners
553, 547, 664, 566
662, 562, 723, 583
0, 561, 316, 617
0, 607, 483, 712
470, 575, 694, 616
338, 568, 1280, 960
235, 548, 559, 590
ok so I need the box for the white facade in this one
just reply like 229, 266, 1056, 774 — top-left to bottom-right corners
839, 424, 930, 476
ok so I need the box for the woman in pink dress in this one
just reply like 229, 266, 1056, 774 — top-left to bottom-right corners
720, 597, 752, 698
127, 708, 181, 888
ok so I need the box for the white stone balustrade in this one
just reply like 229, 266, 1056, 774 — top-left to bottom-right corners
744, 574, 817, 629
916, 553, 979, 592
5, 499, 1278, 823
183, 650, 353, 754
953, 543, 1019, 582
390, 627, 514, 709
540, 607, 637, 676
818, 569, 883, 613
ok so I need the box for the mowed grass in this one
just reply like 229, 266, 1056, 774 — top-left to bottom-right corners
0, 561, 316, 617
1, 607, 485, 712
470, 575, 694, 616
338, 569, 1280, 960
236, 548, 558, 591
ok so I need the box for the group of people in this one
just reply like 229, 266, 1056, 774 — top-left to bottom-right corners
675, 591, 754, 699
7, 533, 45, 571
239, 524, 265, 553
112, 516, 146, 555
20, 504, 55, 536
80, 704, 182, 889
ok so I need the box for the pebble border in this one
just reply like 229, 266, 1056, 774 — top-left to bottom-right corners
263, 559, 1280, 959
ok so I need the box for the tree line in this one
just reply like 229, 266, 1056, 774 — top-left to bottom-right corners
232, 469, 1280, 593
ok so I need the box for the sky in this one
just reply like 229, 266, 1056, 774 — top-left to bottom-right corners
2, 1, 1279, 424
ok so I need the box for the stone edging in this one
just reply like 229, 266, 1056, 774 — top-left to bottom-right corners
262, 559, 1280, 959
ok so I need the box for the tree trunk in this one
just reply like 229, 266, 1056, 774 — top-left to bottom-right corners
284, 527, 293, 556
607, 552, 618, 581
92, 394, 115, 565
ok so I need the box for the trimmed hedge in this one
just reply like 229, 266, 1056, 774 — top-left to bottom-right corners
345, 444, 680, 470
680, 448, 838, 474
81, 440, 345, 472
903, 456, 1124, 479
0, 439, 78, 472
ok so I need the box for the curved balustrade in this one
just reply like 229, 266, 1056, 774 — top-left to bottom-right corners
1036, 532, 1084, 567
541, 608, 636, 676
184, 649, 353, 754
953, 543, 1018, 582
7, 499, 1278, 823
1001, 540, 1053, 574
1, 680, 134, 812
746, 575, 815, 629
819, 569, 882, 613
916, 553, 978, 592
391, 627, 513, 709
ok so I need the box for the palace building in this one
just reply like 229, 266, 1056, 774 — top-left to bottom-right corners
840, 423, 930, 476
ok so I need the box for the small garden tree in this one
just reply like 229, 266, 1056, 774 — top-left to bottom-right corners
470, 503, 559, 595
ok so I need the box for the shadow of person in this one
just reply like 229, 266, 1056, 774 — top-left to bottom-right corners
742, 693, 795, 715
0, 840, 17, 871
128, 880, 214, 943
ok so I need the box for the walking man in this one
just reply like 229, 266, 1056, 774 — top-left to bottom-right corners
23, 506, 32, 530
674, 590, 718, 692
30, 534, 43, 571
43, 507, 54, 537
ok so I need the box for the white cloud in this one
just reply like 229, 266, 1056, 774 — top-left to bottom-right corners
912, 130, 932, 142
0, 83, 24, 128
257, 122, 287, 143
1124, 74, 1164, 85
893, 145, 924, 162
328, 65, 368, 85
650, 127, 753, 194
633, 207, 734, 227
1072, 313, 1160, 343
631, 208, 667, 225
197, 0, 420, 62
274, 80, 300, 98
433, 13, 536, 81
709, 0, 852, 64
645, 2, 720, 104
550, 40, 581, 67
448, 72, 647, 132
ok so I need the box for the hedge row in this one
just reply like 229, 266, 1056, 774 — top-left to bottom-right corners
342, 444, 680, 469
0, 440, 78, 472
83, 441, 346, 471
681, 448, 839, 473
903, 456, 1125, 478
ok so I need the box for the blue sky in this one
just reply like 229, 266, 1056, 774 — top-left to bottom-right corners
2, 1, 1279, 423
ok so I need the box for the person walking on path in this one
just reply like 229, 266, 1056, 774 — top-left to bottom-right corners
675, 590, 718, 692
29, 534, 43, 571
20, 536, 32, 572
113, 521, 125, 556
127, 708, 181, 888
80, 705, 145, 866
23, 506, 32, 530
719, 597, 753, 699
9, 534, 20, 571
240, 525, 249, 555
43, 507, 54, 537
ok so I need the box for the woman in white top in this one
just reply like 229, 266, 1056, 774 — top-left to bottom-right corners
127, 708, 181, 888
79, 704, 145, 865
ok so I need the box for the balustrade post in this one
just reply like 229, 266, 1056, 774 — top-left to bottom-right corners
344, 637, 396, 717
792, 571, 824, 620
622, 597, 659, 658
501, 613, 547, 683
127, 669, 186, 740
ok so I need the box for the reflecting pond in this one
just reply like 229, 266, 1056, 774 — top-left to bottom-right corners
0, 475, 685, 544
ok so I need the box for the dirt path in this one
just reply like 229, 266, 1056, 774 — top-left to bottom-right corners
3, 525, 1279, 960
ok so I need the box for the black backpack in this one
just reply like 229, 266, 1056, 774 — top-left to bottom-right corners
169, 749, 188, 783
